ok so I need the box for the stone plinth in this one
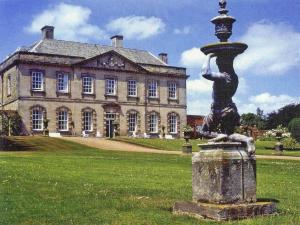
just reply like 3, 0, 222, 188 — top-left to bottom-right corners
192, 142, 256, 204
182, 143, 192, 154
173, 201, 276, 221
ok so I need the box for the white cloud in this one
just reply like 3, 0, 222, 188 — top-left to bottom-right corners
26, 3, 108, 42
236, 21, 300, 76
238, 92, 300, 114
187, 78, 212, 95
106, 16, 165, 40
174, 26, 191, 35
180, 47, 207, 69
187, 99, 211, 115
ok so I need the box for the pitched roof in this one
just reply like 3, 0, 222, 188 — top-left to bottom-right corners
28, 39, 167, 66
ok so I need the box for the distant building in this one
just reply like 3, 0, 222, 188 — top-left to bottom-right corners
0, 26, 188, 137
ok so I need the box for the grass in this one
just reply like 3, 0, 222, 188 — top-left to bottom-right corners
0, 136, 299, 224
115, 137, 300, 157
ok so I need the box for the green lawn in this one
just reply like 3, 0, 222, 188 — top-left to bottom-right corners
0, 137, 299, 225
115, 137, 300, 157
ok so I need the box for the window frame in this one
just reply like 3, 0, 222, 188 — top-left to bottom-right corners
31, 71, 44, 91
105, 78, 117, 96
148, 80, 158, 98
127, 79, 137, 97
149, 113, 158, 133
82, 76, 94, 94
58, 110, 68, 131
57, 72, 69, 93
128, 112, 137, 132
169, 114, 178, 134
168, 82, 177, 100
83, 111, 93, 132
32, 109, 43, 131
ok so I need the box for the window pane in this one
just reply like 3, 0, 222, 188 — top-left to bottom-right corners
106, 79, 116, 95
168, 83, 177, 99
129, 113, 137, 132
32, 72, 43, 90
58, 111, 68, 131
149, 113, 158, 133
128, 80, 137, 96
82, 77, 93, 93
32, 109, 43, 130
57, 73, 69, 92
83, 111, 92, 131
148, 81, 157, 98
169, 115, 177, 133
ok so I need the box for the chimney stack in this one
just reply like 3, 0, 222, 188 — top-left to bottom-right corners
159, 53, 168, 64
111, 35, 123, 48
41, 26, 54, 39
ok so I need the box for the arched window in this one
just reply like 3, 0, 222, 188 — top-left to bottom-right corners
149, 112, 158, 133
56, 107, 72, 132
168, 112, 180, 135
82, 107, 97, 132
30, 105, 46, 132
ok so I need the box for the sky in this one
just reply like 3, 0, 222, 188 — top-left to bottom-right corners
0, 0, 299, 116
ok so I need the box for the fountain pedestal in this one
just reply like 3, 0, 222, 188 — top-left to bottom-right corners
173, 143, 276, 221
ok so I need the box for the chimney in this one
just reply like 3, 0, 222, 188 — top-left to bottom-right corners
41, 25, 54, 39
111, 35, 123, 48
159, 53, 168, 64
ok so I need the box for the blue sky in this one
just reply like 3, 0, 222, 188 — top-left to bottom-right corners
0, 0, 299, 115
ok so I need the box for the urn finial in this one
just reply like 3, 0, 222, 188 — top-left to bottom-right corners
211, 0, 235, 42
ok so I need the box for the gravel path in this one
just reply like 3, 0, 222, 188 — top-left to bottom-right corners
62, 137, 300, 161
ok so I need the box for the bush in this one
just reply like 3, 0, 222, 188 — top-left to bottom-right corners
288, 118, 300, 142
0, 111, 22, 136
283, 137, 298, 150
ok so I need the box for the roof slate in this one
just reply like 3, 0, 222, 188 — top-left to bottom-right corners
29, 39, 167, 66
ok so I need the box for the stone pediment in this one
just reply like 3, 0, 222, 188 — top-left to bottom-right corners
74, 50, 148, 73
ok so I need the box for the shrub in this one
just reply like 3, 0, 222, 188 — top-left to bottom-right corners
0, 111, 22, 136
282, 137, 298, 150
288, 118, 300, 142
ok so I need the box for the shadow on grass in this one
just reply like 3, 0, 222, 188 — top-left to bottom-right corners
0, 137, 36, 151
257, 198, 280, 203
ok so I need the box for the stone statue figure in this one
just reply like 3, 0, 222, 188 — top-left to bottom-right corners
200, 53, 255, 156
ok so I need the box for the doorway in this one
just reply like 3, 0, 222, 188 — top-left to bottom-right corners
105, 113, 116, 138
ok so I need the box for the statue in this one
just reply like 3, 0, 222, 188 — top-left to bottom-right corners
198, 0, 255, 156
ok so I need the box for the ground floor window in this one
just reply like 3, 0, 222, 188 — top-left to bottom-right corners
32, 110, 43, 131
58, 111, 68, 131
169, 114, 177, 134
128, 112, 137, 132
83, 111, 93, 131
149, 113, 158, 133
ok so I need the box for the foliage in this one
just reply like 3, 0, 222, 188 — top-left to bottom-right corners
282, 137, 298, 150
0, 137, 300, 225
182, 125, 193, 132
266, 103, 300, 129
288, 118, 300, 142
263, 125, 291, 139
0, 111, 22, 136
240, 108, 266, 130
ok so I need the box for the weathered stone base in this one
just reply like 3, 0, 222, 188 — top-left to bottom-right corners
182, 144, 192, 154
173, 201, 276, 221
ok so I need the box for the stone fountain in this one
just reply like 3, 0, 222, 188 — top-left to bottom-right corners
173, 0, 276, 221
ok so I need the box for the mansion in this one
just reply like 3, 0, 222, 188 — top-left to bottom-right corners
0, 26, 188, 138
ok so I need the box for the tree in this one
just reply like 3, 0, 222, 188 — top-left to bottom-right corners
288, 118, 300, 142
266, 104, 300, 129
240, 108, 266, 130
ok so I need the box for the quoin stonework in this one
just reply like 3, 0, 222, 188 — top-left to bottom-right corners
0, 26, 187, 137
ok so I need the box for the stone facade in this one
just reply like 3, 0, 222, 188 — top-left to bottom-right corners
0, 27, 187, 137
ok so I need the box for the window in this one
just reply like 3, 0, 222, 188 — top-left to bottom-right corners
32, 71, 44, 91
82, 76, 93, 94
149, 113, 158, 133
128, 112, 137, 132
58, 111, 68, 131
105, 78, 116, 95
57, 73, 69, 93
169, 114, 177, 134
128, 80, 137, 97
7, 75, 11, 96
32, 109, 43, 131
168, 82, 177, 99
83, 111, 93, 131
148, 80, 158, 98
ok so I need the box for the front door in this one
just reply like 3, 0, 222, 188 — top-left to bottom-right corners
106, 120, 114, 138
105, 113, 116, 138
